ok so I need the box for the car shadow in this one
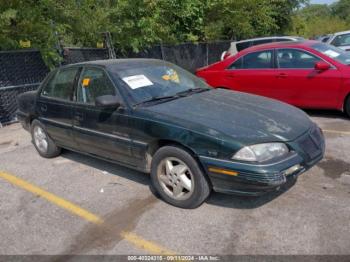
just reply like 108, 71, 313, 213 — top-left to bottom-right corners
61, 149, 298, 209
206, 178, 297, 209
303, 109, 347, 119
60, 150, 150, 186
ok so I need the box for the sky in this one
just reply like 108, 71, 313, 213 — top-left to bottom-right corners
310, 0, 336, 4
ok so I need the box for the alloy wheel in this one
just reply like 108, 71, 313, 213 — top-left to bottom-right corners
157, 157, 194, 200
33, 126, 48, 153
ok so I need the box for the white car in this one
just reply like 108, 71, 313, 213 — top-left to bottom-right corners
220, 36, 304, 60
326, 30, 350, 51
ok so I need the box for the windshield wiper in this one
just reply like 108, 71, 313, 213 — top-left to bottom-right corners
175, 87, 211, 97
134, 88, 211, 107
134, 95, 180, 107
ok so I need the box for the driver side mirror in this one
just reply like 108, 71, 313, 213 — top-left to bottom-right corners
314, 61, 330, 71
95, 95, 121, 109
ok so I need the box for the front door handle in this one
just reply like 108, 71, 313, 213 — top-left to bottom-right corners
276, 73, 288, 79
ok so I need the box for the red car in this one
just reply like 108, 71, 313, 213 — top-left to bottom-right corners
196, 40, 350, 117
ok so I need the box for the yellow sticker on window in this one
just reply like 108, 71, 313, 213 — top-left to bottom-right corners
162, 69, 180, 83
82, 78, 90, 87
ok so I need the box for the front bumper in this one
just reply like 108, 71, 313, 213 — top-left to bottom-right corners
200, 125, 325, 196
199, 146, 324, 196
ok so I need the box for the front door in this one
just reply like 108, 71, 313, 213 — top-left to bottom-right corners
37, 67, 80, 149
72, 67, 135, 165
275, 48, 342, 108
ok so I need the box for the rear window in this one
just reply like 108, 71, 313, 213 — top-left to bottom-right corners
41, 68, 79, 100
236, 41, 252, 52
229, 57, 243, 69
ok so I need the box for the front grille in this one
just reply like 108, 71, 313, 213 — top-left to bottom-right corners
298, 127, 324, 161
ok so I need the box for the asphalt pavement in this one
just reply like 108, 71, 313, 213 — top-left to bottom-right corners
0, 110, 349, 257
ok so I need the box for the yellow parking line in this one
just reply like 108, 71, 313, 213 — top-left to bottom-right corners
0, 172, 103, 224
322, 129, 350, 135
121, 231, 175, 255
0, 171, 175, 255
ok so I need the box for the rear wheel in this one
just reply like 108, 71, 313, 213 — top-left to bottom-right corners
31, 120, 61, 158
345, 96, 350, 118
150, 146, 210, 209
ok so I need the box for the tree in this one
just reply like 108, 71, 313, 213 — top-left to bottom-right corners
332, 0, 350, 23
289, 1, 350, 38
0, 0, 316, 65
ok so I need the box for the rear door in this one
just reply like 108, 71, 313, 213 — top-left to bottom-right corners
224, 49, 279, 99
275, 48, 341, 108
72, 66, 136, 165
37, 67, 80, 149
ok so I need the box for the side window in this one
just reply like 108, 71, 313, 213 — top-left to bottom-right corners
77, 68, 116, 104
252, 39, 274, 46
331, 33, 350, 47
275, 38, 292, 42
277, 49, 321, 69
242, 50, 273, 69
321, 37, 330, 43
236, 41, 252, 52
42, 68, 79, 100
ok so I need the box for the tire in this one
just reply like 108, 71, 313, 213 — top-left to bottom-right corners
345, 96, 350, 118
150, 146, 211, 209
31, 119, 61, 158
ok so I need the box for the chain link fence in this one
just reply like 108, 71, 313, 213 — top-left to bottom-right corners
120, 41, 231, 72
0, 41, 231, 125
0, 50, 49, 125
0, 49, 49, 87
62, 47, 109, 65
0, 83, 39, 125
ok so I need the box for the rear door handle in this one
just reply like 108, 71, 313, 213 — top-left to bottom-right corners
75, 112, 84, 121
40, 105, 47, 112
276, 73, 288, 79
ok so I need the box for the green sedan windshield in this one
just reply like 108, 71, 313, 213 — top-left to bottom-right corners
115, 62, 210, 105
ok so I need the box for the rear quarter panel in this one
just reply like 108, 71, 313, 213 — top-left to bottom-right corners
196, 55, 239, 88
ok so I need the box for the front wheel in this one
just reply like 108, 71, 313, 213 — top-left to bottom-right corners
31, 120, 61, 158
150, 146, 210, 209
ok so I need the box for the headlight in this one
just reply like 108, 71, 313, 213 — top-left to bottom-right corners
232, 143, 289, 162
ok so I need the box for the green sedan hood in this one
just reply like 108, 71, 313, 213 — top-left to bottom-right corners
142, 89, 312, 144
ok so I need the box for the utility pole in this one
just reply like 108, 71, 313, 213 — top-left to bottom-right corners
51, 20, 64, 66
103, 32, 116, 59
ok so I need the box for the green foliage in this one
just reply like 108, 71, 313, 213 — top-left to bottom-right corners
289, 1, 350, 38
289, 15, 348, 37
6, 0, 349, 67
204, 0, 277, 40
331, 0, 350, 23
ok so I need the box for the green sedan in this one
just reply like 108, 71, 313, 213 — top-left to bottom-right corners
17, 59, 325, 208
